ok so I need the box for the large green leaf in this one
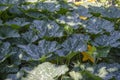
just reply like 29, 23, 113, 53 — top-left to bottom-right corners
5, 17, 30, 28
0, 62, 19, 73
18, 40, 60, 60
20, 1, 60, 12
22, 62, 68, 80
30, 20, 64, 38
24, 11, 48, 19
56, 13, 83, 29
21, 30, 38, 43
89, 6, 105, 14
9, 4, 23, 15
56, 34, 89, 56
59, 0, 73, 8
96, 47, 111, 58
20, 4, 36, 11
92, 31, 120, 47
101, 6, 120, 18
84, 17, 114, 34
0, 26, 20, 40
10, 47, 22, 65
0, 0, 19, 5
0, 5, 9, 12
62, 34, 89, 51
89, 6, 120, 18
36, 2, 60, 12
5, 74, 19, 80
0, 42, 13, 62
73, 6, 91, 17
0, 1, 120, 80
7, 38, 27, 45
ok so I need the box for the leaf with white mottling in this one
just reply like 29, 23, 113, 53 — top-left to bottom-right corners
22, 62, 68, 80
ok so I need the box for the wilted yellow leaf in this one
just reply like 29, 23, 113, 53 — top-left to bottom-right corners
79, 16, 87, 20
81, 45, 95, 63
81, 52, 94, 63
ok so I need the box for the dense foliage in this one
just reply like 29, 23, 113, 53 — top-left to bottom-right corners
0, 0, 120, 80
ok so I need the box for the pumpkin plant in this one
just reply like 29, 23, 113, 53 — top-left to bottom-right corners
0, 0, 120, 80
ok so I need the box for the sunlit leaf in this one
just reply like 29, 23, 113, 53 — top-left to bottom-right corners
69, 71, 83, 80
74, 1, 83, 6
87, 0, 96, 2
22, 62, 68, 80
57, 14, 83, 29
